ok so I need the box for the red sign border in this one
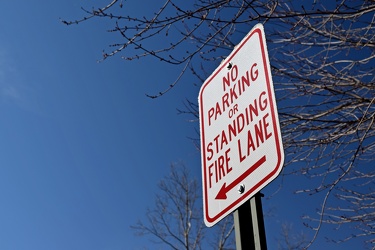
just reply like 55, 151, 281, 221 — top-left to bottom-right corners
199, 25, 284, 226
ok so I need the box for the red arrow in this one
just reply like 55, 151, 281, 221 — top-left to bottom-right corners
215, 155, 267, 200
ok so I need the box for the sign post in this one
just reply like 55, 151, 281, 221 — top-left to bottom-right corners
234, 193, 267, 250
198, 23, 284, 228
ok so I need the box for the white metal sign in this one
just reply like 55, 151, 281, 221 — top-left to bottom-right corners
199, 24, 284, 227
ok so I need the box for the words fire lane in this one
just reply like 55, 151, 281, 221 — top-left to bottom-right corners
199, 24, 284, 227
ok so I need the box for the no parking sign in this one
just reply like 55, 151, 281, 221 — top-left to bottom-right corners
199, 24, 284, 227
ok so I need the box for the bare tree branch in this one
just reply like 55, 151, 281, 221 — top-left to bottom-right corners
65, 0, 375, 247
131, 163, 235, 249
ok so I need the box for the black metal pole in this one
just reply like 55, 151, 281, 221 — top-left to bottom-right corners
233, 192, 267, 250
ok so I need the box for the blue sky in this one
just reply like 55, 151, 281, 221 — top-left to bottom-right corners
0, 1, 365, 250
1, 1, 201, 249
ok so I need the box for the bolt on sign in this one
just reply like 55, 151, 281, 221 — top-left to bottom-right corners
198, 24, 284, 227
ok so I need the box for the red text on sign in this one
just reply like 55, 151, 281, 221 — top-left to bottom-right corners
237, 113, 273, 162
207, 63, 259, 126
208, 148, 232, 188
206, 91, 269, 161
